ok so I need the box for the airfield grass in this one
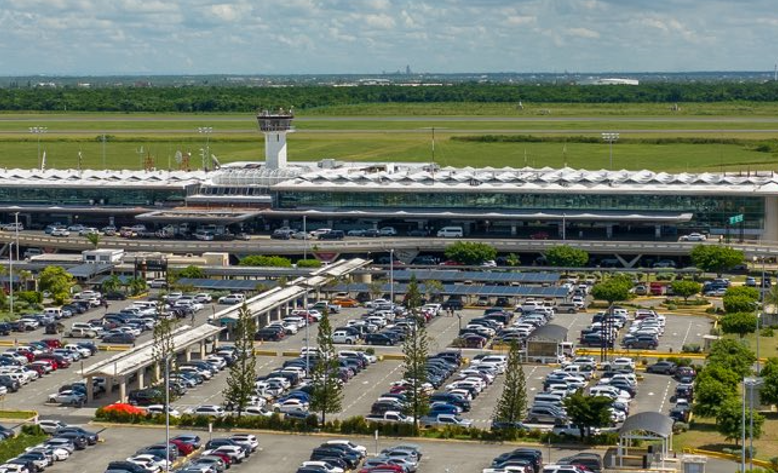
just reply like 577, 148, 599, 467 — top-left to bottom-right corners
673, 415, 778, 461
1, 103, 778, 170
3, 133, 774, 172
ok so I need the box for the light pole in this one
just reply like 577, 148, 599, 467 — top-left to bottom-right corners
164, 356, 171, 473
13, 212, 19, 262
29, 127, 47, 168
390, 249, 395, 304
743, 377, 763, 472
561, 212, 567, 241
198, 127, 213, 171
602, 132, 619, 170
303, 215, 308, 261
8, 241, 13, 320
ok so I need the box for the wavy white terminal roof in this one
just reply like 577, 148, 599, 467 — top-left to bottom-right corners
2, 163, 778, 195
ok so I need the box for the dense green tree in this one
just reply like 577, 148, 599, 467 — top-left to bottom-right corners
693, 375, 738, 418
309, 312, 342, 424
562, 392, 613, 438
128, 277, 147, 296
670, 280, 702, 302
690, 245, 744, 275
724, 286, 760, 300
402, 276, 430, 434
101, 274, 123, 293
723, 295, 758, 314
591, 279, 632, 305
759, 358, 778, 406
424, 280, 444, 302
716, 396, 764, 445
492, 341, 527, 429
444, 242, 497, 265
544, 245, 589, 268
239, 255, 292, 267
707, 339, 757, 377
224, 304, 258, 418
175, 265, 206, 280
720, 312, 758, 338
38, 266, 75, 304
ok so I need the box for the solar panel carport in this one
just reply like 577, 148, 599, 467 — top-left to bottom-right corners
327, 283, 569, 299
391, 269, 559, 285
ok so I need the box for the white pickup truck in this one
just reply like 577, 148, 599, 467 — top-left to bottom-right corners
364, 411, 413, 424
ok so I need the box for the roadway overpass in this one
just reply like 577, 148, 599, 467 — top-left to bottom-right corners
3, 232, 778, 262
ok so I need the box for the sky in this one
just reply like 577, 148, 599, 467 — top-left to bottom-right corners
0, 0, 776, 75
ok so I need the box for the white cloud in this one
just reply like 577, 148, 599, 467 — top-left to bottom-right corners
567, 27, 600, 39
0, 0, 774, 74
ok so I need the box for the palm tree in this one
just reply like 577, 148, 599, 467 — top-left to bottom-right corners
85, 232, 101, 248
102, 274, 122, 293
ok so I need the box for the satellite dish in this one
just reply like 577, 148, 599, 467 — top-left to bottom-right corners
174, 151, 183, 164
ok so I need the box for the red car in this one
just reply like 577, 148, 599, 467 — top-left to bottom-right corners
41, 339, 63, 349
169, 439, 195, 456
11, 349, 35, 362
204, 451, 233, 466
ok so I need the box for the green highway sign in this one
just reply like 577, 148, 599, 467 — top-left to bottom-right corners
729, 214, 744, 225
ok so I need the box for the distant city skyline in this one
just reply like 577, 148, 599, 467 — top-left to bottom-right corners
2, 0, 777, 75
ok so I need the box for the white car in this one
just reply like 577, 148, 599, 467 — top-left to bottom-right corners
203, 445, 245, 464
127, 454, 170, 472
51, 228, 71, 237
379, 226, 397, 236
272, 398, 309, 414
205, 355, 228, 370
218, 294, 246, 305
193, 293, 213, 303
679, 232, 707, 242
229, 434, 259, 452
243, 406, 274, 417
146, 404, 181, 417
27, 445, 69, 461
189, 405, 225, 417
323, 439, 368, 456
302, 461, 344, 473
36, 419, 67, 435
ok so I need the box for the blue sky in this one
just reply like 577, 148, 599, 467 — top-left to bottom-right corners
1, 0, 775, 75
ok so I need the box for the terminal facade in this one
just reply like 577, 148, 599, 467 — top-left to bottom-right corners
1, 110, 777, 241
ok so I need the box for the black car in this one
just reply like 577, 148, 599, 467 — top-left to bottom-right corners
6, 458, 37, 473
56, 426, 99, 445
55, 431, 88, 450
365, 333, 395, 346
102, 332, 136, 344
255, 327, 285, 341
107, 461, 149, 473
0, 375, 20, 392
493, 448, 543, 473
0, 322, 12, 336
491, 420, 529, 432
270, 231, 291, 240
442, 298, 464, 310
310, 447, 359, 469
128, 388, 163, 406
318, 230, 345, 240
76, 342, 99, 355
558, 453, 603, 473
105, 291, 128, 301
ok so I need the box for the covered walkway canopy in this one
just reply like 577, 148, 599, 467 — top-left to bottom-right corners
82, 324, 224, 402
617, 412, 674, 469
67, 263, 114, 279
527, 324, 568, 342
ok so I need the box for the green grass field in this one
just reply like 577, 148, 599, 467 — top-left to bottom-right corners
1, 103, 778, 171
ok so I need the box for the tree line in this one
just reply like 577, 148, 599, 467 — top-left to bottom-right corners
4, 82, 778, 112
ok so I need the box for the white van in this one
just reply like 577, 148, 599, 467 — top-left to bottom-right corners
436, 226, 464, 238
43, 308, 63, 319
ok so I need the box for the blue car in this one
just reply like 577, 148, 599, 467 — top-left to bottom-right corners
428, 402, 461, 416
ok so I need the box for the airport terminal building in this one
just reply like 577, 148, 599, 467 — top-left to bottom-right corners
1, 110, 777, 241
0, 162, 776, 242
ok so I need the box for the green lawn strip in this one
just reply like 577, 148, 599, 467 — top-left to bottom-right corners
0, 411, 37, 421
722, 332, 778, 360
673, 416, 778, 461
0, 135, 772, 172
0, 432, 49, 464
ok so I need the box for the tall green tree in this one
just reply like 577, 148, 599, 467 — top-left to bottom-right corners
424, 279, 444, 303
670, 280, 702, 302
758, 358, 778, 406
174, 265, 206, 280
690, 245, 744, 275
492, 341, 527, 429
85, 232, 101, 248
128, 277, 147, 296
545, 245, 589, 268
309, 312, 342, 424
224, 304, 258, 419
101, 274, 122, 294
707, 339, 756, 378
151, 308, 177, 387
720, 312, 758, 338
402, 276, 430, 434
716, 396, 764, 445
562, 392, 613, 438
38, 265, 75, 304
444, 241, 497, 265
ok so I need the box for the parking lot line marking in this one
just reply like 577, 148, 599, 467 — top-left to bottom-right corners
681, 321, 693, 346
658, 379, 672, 412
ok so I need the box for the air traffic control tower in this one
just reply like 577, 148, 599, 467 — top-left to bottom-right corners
257, 108, 294, 170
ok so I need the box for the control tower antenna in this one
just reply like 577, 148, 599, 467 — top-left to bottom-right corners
257, 107, 295, 170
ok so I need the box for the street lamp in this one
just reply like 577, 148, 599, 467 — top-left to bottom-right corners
390, 249, 395, 304
198, 127, 213, 171
602, 132, 619, 169
29, 127, 47, 168
743, 377, 763, 473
